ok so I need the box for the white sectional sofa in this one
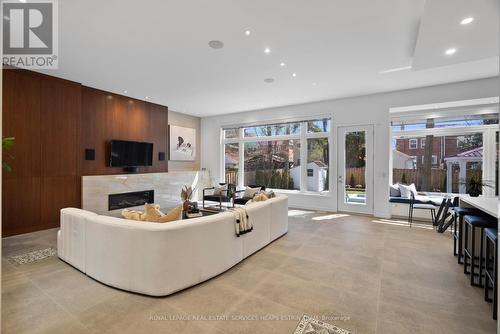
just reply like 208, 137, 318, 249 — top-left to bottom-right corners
57, 195, 288, 296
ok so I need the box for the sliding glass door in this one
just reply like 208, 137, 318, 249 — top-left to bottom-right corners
337, 125, 374, 214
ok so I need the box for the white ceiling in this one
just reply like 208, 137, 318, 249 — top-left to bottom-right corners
40, 0, 499, 117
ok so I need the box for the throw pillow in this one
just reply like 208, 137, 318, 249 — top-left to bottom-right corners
121, 209, 146, 221
408, 183, 418, 197
242, 186, 261, 199
144, 203, 165, 222
156, 205, 183, 223
389, 184, 401, 197
252, 193, 269, 202
399, 184, 418, 198
263, 190, 276, 198
213, 184, 228, 196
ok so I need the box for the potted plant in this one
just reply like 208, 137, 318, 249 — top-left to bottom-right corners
460, 174, 493, 197
2, 137, 15, 172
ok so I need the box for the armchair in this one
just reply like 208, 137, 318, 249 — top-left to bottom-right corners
202, 183, 236, 211
232, 185, 266, 207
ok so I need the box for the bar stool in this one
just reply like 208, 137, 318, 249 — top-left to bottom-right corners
484, 227, 497, 320
463, 214, 496, 287
452, 207, 482, 264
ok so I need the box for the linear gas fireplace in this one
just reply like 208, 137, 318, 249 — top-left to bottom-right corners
108, 190, 154, 211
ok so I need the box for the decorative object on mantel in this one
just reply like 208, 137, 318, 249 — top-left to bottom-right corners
169, 125, 196, 161
293, 315, 350, 334
460, 175, 493, 197
181, 185, 194, 211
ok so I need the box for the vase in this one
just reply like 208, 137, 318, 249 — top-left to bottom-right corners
183, 200, 191, 212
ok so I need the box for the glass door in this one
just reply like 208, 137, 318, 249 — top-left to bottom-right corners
337, 125, 374, 214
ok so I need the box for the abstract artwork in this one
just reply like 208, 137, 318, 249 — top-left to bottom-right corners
169, 125, 196, 161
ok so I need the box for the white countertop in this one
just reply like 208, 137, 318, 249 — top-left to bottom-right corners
459, 195, 499, 218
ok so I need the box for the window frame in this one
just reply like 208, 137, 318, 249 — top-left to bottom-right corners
391, 123, 498, 196
409, 138, 417, 149
222, 117, 332, 193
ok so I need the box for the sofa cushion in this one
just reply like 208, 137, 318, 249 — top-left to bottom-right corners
144, 203, 165, 222
242, 186, 261, 199
389, 184, 401, 197
213, 184, 228, 196
156, 205, 183, 223
399, 183, 417, 198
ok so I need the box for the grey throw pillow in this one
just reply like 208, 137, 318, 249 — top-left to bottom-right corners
389, 184, 401, 197
213, 185, 228, 196
243, 186, 261, 199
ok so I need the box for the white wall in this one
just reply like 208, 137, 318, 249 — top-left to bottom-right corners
201, 77, 499, 218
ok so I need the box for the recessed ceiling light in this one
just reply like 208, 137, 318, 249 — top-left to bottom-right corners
19, 0, 26, 2
312, 82, 317, 86
123, 90, 128, 94
264, 78, 275, 83
264, 47, 271, 54
460, 17, 474, 25
245, 30, 251, 36
292, 73, 297, 77
208, 40, 224, 49
145, 96, 149, 100
280, 62, 286, 67
445, 48, 457, 55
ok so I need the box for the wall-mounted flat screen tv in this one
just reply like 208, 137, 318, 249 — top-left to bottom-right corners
110, 140, 153, 167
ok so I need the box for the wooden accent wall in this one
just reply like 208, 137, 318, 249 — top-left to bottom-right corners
81, 87, 168, 175
2, 70, 81, 236
2, 71, 169, 236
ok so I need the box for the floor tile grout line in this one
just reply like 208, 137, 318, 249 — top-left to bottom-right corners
25, 265, 97, 333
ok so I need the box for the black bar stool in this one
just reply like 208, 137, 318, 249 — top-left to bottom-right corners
463, 214, 496, 287
484, 227, 497, 320
452, 207, 482, 264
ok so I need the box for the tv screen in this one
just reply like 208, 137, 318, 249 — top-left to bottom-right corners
110, 140, 153, 167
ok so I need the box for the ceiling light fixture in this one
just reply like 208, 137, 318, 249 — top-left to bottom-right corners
460, 17, 474, 25
264, 47, 271, 54
445, 48, 457, 55
280, 62, 286, 67
245, 30, 251, 36
123, 90, 128, 94
208, 40, 224, 49
292, 73, 297, 77
145, 96, 149, 100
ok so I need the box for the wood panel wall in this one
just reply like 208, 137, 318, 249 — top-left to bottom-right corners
81, 87, 168, 176
2, 71, 169, 236
2, 70, 81, 236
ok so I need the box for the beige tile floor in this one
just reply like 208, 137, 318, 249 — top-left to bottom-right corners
1, 211, 497, 334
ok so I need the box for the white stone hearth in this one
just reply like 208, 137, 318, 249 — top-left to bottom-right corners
82, 171, 211, 216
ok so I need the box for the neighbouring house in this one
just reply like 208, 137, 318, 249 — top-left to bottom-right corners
290, 161, 328, 192
392, 149, 415, 169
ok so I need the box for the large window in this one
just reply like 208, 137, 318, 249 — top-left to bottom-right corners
391, 113, 498, 195
223, 118, 331, 192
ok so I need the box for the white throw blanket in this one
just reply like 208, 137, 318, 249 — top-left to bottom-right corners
230, 208, 253, 237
